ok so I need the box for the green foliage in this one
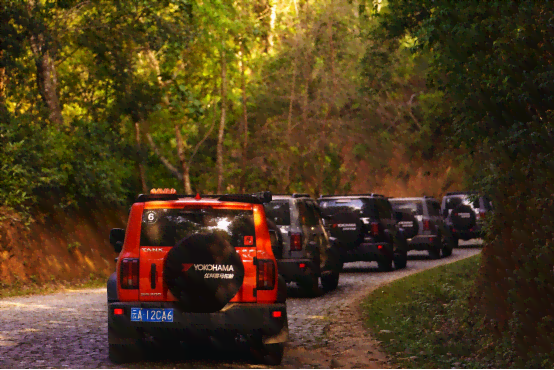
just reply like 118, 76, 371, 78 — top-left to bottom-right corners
362, 255, 550, 368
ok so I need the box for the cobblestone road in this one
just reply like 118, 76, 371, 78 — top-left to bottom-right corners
0, 242, 481, 369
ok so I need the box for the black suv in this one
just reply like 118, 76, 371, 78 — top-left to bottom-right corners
441, 191, 493, 245
389, 196, 455, 259
263, 194, 342, 296
317, 194, 408, 271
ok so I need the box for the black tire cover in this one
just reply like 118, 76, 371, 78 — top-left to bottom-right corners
327, 211, 363, 249
450, 204, 477, 230
163, 233, 245, 313
396, 210, 419, 239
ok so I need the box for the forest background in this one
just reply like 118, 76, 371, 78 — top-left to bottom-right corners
1, 0, 554, 365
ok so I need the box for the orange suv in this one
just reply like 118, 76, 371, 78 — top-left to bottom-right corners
107, 190, 288, 365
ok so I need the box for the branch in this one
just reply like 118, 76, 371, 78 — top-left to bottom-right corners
187, 111, 217, 168
145, 133, 183, 181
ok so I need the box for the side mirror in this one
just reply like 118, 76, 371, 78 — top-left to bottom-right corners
394, 211, 403, 222
109, 228, 125, 254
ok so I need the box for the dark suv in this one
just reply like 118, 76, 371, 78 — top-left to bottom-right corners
263, 194, 342, 296
317, 194, 408, 271
441, 191, 493, 245
389, 196, 455, 259
107, 189, 287, 365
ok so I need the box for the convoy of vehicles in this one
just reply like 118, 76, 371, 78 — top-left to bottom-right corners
107, 188, 486, 364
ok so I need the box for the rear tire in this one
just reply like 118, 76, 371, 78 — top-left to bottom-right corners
428, 247, 441, 260
321, 270, 340, 292
251, 342, 285, 366
393, 251, 408, 270
377, 257, 393, 272
298, 272, 322, 297
108, 343, 143, 364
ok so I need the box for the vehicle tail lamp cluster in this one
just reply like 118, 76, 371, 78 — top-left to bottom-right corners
423, 220, 431, 231
290, 233, 302, 251
479, 211, 485, 218
371, 222, 380, 236
256, 259, 276, 290
120, 258, 139, 289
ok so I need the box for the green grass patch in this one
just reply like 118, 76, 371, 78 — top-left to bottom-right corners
0, 272, 108, 299
362, 255, 528, 368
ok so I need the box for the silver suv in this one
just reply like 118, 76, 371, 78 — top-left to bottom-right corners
441, 192, 493, 245
389, 196, 455, 259
263, 194, 342, 296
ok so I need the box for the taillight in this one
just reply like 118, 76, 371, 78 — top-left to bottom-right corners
120, 258, 139, 289
371, 222, 380, 236
290, 233, 302, 251
423, 220, 430, 231
257, 259, 276, 290
479, 211, 485, 219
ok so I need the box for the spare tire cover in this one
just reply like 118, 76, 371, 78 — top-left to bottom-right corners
164, 233, 245, 313
396, 210, 419, 239
327, 211, 363, 249
451, 204, 477, 230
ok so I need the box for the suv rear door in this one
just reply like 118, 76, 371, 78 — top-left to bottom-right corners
296, 199, 321, 260
425, 199, 442, 234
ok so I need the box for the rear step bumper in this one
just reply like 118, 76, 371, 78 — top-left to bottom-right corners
341, 242, 393, 263
407, 235, 440, 250
108, 302, 287, 343
277, 259, 318, 283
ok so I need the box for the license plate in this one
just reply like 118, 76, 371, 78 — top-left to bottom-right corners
130, 308, 174, 322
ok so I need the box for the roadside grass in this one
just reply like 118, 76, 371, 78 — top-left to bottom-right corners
362, 255, 529, 368
0, 273, 108, 299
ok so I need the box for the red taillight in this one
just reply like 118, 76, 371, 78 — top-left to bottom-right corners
290, 233, 302, 251
423, 220, 430, 231
272, 311, 282, 318
377, 245, 383, 250
479, 211, 485, 218
114, 308, 124, 315
371, 222, 380, 236
257, 259, 276, 290
299, 263, 306, 269
429, 237, 434, 243
120, 258, 139, 289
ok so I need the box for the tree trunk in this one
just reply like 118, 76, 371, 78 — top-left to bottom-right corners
240, 41, 248, 192
135, 121, 148, 193
283, 63, 297, 193
0, 58, 7, 121
175, 124, 193, 194
217, 43, 227, 194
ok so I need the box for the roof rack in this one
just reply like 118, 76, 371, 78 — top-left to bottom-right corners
445, 191, 477, 196
319, 193, 385, 198
136, 191, 272, 204
292, 193, 311, 198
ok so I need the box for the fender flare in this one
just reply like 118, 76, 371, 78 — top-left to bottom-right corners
107, 272, 118, 304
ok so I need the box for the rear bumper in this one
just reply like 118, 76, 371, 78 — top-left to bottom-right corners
407, 235, 440, 251
341, 242, 393, 263
451, 225, 483, 240
277, 259, 317, 283
108, 302, 288, 344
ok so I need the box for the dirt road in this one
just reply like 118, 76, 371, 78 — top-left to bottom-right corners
0, 243, 481, 369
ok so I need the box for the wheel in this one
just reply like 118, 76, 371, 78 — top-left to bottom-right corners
321, 270, 340, 292
298, 272, 322, 297
108, 343, 143, 364
441, 237, 454, 257
428, 247, 441, 260
377, 257, 393, 272
251, 342, 285, 365
393, 250, 408, 269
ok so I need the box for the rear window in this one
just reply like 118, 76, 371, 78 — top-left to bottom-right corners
318, 198, 378, 218
389, 199, 424, 215
264, 201, 291, 225
140, 208, 256, 247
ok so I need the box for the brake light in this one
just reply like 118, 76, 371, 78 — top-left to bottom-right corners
257, 259, 276, 290
299, 263, 306, 269
290, 233, 302, 251
423, 220, 430, 231
272, 311, 282, 318
378, 245, 383, 250
479, 211, 485, 218
114, 308, 124, 315
120, 258, 139, 289
371, 222, 380, 236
